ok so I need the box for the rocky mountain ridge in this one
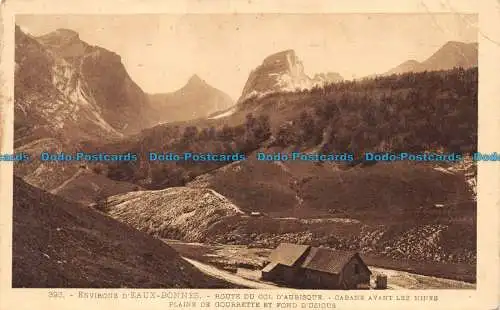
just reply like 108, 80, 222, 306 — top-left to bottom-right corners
15, 26, 156, 144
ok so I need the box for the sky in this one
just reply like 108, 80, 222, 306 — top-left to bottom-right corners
16, 13, 478, 100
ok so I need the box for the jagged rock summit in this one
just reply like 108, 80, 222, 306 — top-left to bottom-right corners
238, 49, 343, 103
37, 28, 80, 43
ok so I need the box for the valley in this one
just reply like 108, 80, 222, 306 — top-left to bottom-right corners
12, 22, 478, 289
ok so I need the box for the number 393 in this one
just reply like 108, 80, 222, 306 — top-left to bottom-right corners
48, 291, 64, 298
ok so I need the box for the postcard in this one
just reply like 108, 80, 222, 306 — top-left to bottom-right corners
0, 1, 498, 309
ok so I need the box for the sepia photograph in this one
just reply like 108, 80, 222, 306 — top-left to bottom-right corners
10, 12, 480, 292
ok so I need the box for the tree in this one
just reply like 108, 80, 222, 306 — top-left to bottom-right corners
275, 122, 295, 146
217, 124, 235, 141
297, 111, 316, 145
255, 114, 271, 141
182, 126, 199, 142
94, 189, 109, 212
245, 113, 257, 132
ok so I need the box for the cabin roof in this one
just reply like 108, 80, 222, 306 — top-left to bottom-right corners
268, 243, 311, 266
301, 248, 370, 275
266, 243, 371, 275
300, 248, 356, 274
262, 262, 279, 272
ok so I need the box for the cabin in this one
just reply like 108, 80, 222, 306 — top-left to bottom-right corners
261, 243, 371, 289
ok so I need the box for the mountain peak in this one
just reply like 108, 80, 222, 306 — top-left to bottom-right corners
43, 28, 79, 39
383, 40, 477, 76
186, 74, 206, 86
238, 49, 313, 102
147, 74, 234, 122
37, 28, 81, 45
54, 28, 80, 37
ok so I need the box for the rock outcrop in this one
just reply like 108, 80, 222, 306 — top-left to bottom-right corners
106, 187, 245, 241
311, 72, 344, 86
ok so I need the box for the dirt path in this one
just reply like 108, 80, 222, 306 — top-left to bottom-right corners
182, 257, 280, 289
272, 161, 304, 207
207, 189, 245, 214
369, 266, 476, 290
50, 168, 85, 194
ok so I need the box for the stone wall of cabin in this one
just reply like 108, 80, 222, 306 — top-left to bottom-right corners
262, 264, 281, 281
339, 257, 371, 289
303, 269, 339, 289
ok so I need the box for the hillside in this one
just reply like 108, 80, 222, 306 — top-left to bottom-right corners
11, 137, 138, 202
185, 158, 476, 268
102, 160, 476, 268
91, 64, 477, 271
187, 157, 474, 220
51, 167, 142, 206
92, 67, 477, 190
14, 138, 82, 191
12, 177, 234, 288
148, 75, 234, 123
14, 25, 160, 194
105, 187, 244, 241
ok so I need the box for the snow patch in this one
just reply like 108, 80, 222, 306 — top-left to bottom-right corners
209, 106, 237, 119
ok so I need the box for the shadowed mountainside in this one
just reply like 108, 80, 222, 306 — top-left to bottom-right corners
12, 177, 236, 288
15, 26, 157, 144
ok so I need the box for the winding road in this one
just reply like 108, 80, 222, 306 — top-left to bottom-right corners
182, 257, 279, 289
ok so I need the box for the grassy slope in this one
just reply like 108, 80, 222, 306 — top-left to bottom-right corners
188, 156, 473, 221
183, 158, 476, 270
53, 168, 142, 205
